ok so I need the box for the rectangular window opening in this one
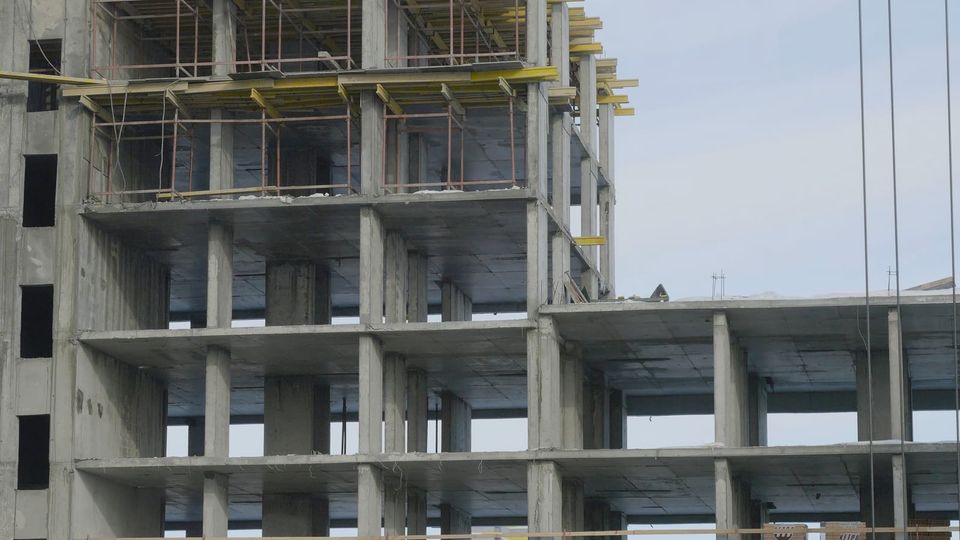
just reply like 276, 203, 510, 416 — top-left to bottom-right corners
23, 155, 57, 227
17, 414, 50, 490
27, 40, 61, 112
20, 285, 53, 358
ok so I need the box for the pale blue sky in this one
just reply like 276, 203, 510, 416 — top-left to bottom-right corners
592, 0, 960, 299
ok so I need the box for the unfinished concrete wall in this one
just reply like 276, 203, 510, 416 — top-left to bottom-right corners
73, 349, 166, 460
73, 472, 164, 538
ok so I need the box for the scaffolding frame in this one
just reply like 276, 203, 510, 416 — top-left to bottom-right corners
90, 0, 358, 79
86, 102, 358, 202
385, 0, 523, 66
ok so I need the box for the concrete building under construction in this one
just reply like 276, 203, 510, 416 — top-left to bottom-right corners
0, 1, 958, 539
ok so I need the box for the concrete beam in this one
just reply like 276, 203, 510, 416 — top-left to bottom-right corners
441, 391, 472, 452
714, 312, 748, 447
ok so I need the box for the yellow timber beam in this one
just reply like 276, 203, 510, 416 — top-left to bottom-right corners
574, 236, 607, 246
0, 70, 103, 86
376, 84, 404, 115
250, 88, 281, 119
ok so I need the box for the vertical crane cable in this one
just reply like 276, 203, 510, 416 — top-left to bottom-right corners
857, 1, 878, 537
885, 1, 909, 535
946, 0, 960, 527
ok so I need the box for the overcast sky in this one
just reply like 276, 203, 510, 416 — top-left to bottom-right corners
592, 0, 960, 300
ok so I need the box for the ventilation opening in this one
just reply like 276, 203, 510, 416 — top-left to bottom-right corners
20, 285, 53, 358
17, 414, 50, 490
27, 40, 61, 112
22, 155, 57, 227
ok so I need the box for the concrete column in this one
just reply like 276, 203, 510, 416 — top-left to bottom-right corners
263, 496, 329, 537
527, 461, 562, 538
598, 103, 615, 297
203, 473, 229, 536
359, 336, 384, 454
384, 354, 407, 453
212, 0, 236, 76
407, 252, 429, 323
385, 233, 409, 323
264, 379, 330, 455
561, 344, 584, 450
860, 460, 895, 540
892, 454, 910, 540
263, 379, 331, 534
608, 388, 627, 450
714, 312, 748, 447
187, 417, 204, 456
265, 262, 331, 326
608, 510, 628, 540
528, 316, 562, 450
407, 488, 428, 534
549, 1, 572, 305
561, 480, 584, 532
583, 369, 609, 450
384, 475, 406, 535
360, 208, 385, 325
263, 258, 332, 531
409, 134, 429, 190
747, 375, 768, 447
578, 53, 599, 299
203, 354, 231, 456
441, 391, 471, 452
361, 0, 387, 196
715, 458, 750, 540
441, 504, 472, 534
856, 351, 893, 441
362, 0, 387, 69
407, 369, 428, 452
441, 280, 472, 321
358, 463, 384, 537
888, 308, 912, 441
528, 202, 550, 315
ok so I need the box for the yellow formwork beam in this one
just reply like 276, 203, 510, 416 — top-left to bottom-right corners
0, 70, 103, 86
574, 236, 607, 246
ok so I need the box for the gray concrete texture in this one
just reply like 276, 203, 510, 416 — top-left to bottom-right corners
0, 0, 952, 539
